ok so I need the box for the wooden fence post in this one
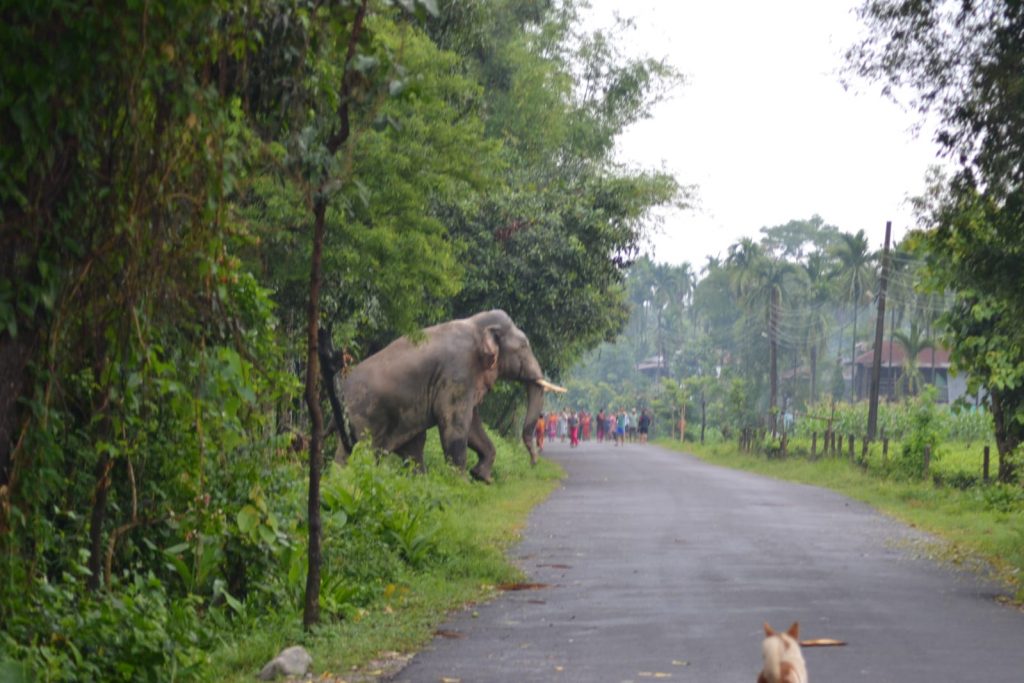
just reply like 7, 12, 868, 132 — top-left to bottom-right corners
882, 437, 889, 461
983, 445, 990, 483
923, 444, 931, 475
861, 437, 869, 464
811, 432, 817, 458
848, 434, 854, 461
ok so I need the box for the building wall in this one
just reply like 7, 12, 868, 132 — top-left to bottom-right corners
947, 371, 973, 405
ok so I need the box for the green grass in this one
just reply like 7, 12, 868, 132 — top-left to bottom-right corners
206, 431, 564, 681
662, 438, 1024, 602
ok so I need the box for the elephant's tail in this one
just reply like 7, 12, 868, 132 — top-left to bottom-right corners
318, 327, 358, 455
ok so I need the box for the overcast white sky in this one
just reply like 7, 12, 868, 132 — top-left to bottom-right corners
582, 0, 945, 267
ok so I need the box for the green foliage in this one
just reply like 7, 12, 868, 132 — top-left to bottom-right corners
1, 573, 209, 682
795, 397, 994, 446
1, 0, 681, 676
437, 4, 686, 378
891, 387, 944, 479
847, 1, 1024, 481
977, 484, 1024, 514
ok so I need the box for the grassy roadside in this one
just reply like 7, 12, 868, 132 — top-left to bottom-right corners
660, 438, 1024, 602
207, 433, 564, 681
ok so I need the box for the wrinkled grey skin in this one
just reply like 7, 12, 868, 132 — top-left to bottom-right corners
340, 310, 549, 483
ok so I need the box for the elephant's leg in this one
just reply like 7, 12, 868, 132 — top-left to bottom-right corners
394, 431, 427, 474
467, 408, 496, 484
436, 415, 470, 472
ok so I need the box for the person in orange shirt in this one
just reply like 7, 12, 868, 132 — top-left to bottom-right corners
535, 413, 546, 452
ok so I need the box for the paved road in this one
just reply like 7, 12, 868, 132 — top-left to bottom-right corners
388, 440, 1024, 682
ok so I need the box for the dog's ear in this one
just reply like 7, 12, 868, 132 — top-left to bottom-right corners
786, 622, 800, 639
763, 623, 776, 637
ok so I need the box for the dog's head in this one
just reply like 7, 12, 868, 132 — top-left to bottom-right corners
764, 621, 800, 642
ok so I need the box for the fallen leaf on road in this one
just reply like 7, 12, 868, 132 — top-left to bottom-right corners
434, 629, 464, 639
638, 672, 672, 678
672, 660, 690, 666
800, 638, 847, 647
497, 582, 550, 591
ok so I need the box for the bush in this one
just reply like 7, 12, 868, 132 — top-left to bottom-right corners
795, 396, 994, 444
932, 471, 980, 490
892, 388, 945, 479
977, 484, 1024, 513
0, 573, 209, 682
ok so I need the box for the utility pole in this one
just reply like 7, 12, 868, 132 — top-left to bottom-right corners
867, 221, 892, 440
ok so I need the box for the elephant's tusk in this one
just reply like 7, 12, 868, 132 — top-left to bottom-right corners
536, 378, 567, 393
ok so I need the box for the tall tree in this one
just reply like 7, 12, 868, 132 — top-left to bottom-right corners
801, 250, 834, 403
726, 244, 805, 433
431, 1, 685, 382
892, 321, 934, 397
848, 0, 1024, 480
831, 230, 876, 401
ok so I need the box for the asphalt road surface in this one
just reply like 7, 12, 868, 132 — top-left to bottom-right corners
387, 439, 1024, 682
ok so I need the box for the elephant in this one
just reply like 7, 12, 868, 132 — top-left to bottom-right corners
326, 310, 565, 483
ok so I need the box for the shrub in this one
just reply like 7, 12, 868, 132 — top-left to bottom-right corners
892, 387, 945, 479
0, 573, 209, 682
977, 484, 1024, 513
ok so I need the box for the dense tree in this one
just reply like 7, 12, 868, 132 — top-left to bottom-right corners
760, 215, 841, 261
830, 230, 876, 399
570, 216, 952, 441
436, 3, 684, 380
737, 256, 806, 433
848, 0, 1024, 480
801, 251, 834, 403
1, 0, 686, 673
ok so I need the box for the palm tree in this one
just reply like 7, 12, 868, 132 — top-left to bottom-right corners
914, 288, 949, 388
831, 230, 876, 401
885, 243, 915, 400
802, 251, 833, 403
742, 256, 806, 434
892, 321, 935, 397
725, 237, 765, 299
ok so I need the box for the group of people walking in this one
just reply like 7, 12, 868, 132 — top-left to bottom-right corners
534, 407, 651, 452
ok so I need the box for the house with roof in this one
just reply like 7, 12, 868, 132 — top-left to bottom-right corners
848, 340, 973, 404
636, 354, 668, 379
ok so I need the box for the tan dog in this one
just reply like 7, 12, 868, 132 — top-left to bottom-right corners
758, 622, 807, 683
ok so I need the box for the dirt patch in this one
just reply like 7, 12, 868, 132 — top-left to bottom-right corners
496, 582, 550, 591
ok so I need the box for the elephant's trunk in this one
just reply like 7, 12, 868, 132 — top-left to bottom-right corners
521, 381, 545, 466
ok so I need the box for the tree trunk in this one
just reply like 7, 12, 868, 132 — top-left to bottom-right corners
302, 0, 369, 629
0, 332, 36, 496
888, 305, 896, 402
929, 316, 937, 391
769, 288, 779, 435
700, 392, 706, 445
303, 198, 328, 630
318, 327, 356, 457
990, 388, 1022, 483
810, 345, 818, 404
850, 296, 858, 402
87, 454, 113, 592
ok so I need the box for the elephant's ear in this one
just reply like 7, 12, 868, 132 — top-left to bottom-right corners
479, 325, 500, 371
